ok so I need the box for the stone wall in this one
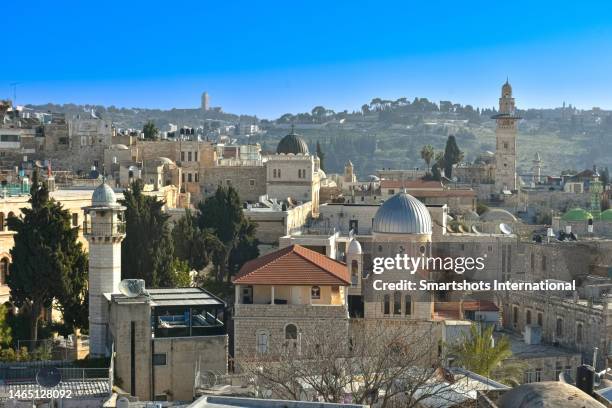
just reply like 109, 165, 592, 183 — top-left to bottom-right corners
200, 166, 267, 202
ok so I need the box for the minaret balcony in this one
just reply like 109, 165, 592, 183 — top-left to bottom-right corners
83, 220, 126, 238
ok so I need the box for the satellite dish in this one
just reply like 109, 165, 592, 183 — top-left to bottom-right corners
471, 225, 481, 234
119, 279, 148, 298
36, 367, 62, 388
500, 223, 513, 235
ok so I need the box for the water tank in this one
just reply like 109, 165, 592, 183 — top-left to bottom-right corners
576, 364, 595, 395
117, 397, 130, 408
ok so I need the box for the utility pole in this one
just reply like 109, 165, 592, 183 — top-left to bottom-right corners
9, 82, 21, 106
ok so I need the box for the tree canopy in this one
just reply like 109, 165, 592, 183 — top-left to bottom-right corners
120, 180, 186, 287
142, 120, 159, 140
7, 170, 88, 340
196, 186, 259, 282
443, 135, 463, 179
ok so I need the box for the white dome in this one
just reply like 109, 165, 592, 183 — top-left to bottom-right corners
347, 239, 362, 255
92, 182, 117, 206
373, 192, 432, 235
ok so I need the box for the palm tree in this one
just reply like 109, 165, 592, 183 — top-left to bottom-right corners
420, 145, 435, 173
447, 324, 525, 385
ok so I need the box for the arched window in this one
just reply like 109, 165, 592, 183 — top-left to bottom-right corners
404, 295, 412, 315
393, 292, 401, 315
256, 330, 269, 354
383, 294, 390, 315
273, 169, 277, 178
526, 310, 532, 325
0, 258, 9, 285
351, 260, 358, 281
285, 324, 298, 340
537, 312, 543, 327
556, 318, 563, 337
310, 286, 320, 300
576, 323, 583, 344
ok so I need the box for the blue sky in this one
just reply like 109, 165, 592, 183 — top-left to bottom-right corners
3, 0, 612, 118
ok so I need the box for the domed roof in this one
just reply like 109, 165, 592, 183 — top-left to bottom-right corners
562, 208, 593, 222
318, 169, 327, 179
347, 239, 362, 255
92, 182, 117, 207
480, 209, 517, 222
600, 209, 612, 221
277, 130, 309, 155
498, 382, 605, 408
156, 157, 175, 165
373, 191, 432, 235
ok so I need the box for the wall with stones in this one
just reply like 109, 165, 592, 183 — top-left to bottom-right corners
200, 166, 267, 202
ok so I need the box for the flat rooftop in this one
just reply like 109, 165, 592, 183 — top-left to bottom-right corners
111, 287, 225, 307
497, 330, 580, 359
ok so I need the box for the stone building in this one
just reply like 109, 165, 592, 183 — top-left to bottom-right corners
232, 244, 350, 367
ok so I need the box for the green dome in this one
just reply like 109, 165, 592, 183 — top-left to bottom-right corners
561, 208, 593, 222
600, 209, 612, 221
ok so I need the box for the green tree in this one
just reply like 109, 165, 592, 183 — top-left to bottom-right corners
197, 186, 259, 282
420, 145, 435, 173
316, 141, 326, 172
172, 209, 224, 272
0, 304, 12, 347
143, 120, 159, 140
443, 135, 462, 179
7, 171, 88, 340
120, 180, 180, 287
447, 324, 524, 385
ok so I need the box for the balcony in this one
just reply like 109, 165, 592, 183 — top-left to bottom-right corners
82, 220, 126, 236
152, 305, 226, 339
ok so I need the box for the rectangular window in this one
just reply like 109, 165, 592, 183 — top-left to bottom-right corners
72, 213, 78, 227
187, 173, 192, 182
181, 151, 185, 162
542, 256, 547, 271
535, 368, 542, 382
182, 173, 185, 183
404, 295, 412, 315
194, 151, 198, 162
249, 179, 255, 186
388, 189, 395, 195
152, 353, 166, 366
256, 331, 268, 353
188, 151, 192, 162
195, 173, 199, 182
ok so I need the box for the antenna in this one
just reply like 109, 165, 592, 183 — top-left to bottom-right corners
118, 279, 149, 298
9, 82, 21, 106
499, 223, 513, 235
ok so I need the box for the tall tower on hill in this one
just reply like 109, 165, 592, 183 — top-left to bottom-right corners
201, 91, 210, 111
83, 181, 126, 357
493, 79, 521, 193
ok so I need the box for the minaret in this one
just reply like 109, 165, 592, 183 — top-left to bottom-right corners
344, 160, 354, 183
83, 181, 126, 357
532, 152, 542, 184
493, 79, 521, 193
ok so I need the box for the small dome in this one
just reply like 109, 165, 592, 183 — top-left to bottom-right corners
600, 209, 612, 221
480, 209, 517, 222
318, 169, 327, 179
347, 239, 362, 255
277, 131, 309, 155
562, 208, 593, 222
156, 157, 174, 165
373, 191, 432, 235
92, 182, 117, 206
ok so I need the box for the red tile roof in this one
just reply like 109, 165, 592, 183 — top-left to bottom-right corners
233, 245, 350, 286
433, 300, 499, 320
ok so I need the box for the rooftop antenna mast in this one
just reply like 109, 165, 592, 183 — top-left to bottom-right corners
9, 82, 21, 107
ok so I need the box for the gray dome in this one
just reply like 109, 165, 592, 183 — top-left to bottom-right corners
347, 239, 362, 255
498, 382, 604, 408
373, 192, 432, 234
92, 182, 117, 206
277, 131, 309, 155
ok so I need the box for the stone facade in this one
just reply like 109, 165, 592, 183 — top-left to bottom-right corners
200, 165, 267, 202
494, 82, 519, 193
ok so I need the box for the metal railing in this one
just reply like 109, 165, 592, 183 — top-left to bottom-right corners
82, 220, 126, 236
